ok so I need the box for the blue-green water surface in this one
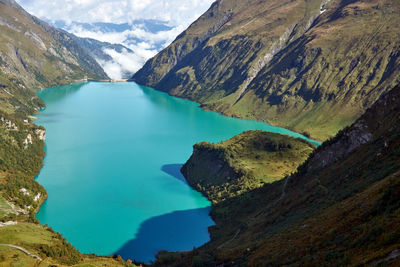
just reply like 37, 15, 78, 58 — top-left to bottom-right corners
35, 82, 319, 262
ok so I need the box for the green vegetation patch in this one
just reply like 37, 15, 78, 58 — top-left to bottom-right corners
182, 130, 315, 203
0, 246, 38, 267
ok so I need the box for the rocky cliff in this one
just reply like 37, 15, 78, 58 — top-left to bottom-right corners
132, 0, 400, 141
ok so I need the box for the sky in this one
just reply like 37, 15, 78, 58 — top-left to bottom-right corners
15, 0, 215, 79
16, 0, 214, 26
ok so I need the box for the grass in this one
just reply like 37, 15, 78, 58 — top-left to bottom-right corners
212, 130, 315, 182
182, 130, 315, 203
0, 223, 140, 266
0, 223, 54, 246
0, 196, 12, 220
0, 246, 38, 267
0, 197, 11, 210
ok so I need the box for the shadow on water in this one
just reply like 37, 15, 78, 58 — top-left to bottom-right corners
161, 164, 187, 184
114, 207, 214, 263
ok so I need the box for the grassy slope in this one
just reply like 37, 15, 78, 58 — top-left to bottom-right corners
0, 223, 139, 267
132, 0, 400, 141
154, 84, 400, 266
181, 130, 315, 203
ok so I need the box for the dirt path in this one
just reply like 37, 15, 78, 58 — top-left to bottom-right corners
0, 244, 42, 261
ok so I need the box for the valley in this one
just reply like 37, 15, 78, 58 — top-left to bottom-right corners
0, 0, 399, 266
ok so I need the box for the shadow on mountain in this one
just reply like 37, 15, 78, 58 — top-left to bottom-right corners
161, 164, 187, 184
114, 207, 213, 263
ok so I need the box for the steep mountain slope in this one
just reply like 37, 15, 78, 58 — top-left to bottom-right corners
132, 0, 400, 141
182, 130, 315, 203
0, 0, 108, 118
156, 83, 400, 266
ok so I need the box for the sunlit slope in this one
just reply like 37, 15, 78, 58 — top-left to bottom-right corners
132, 0, 400, 141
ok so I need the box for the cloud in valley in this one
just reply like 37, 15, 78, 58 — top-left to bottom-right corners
63, 22, 187, 79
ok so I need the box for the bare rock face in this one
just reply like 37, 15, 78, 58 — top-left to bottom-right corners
307, 83, 400, 172
23, 133, 33, 147
35, 129, 46, 141
0, 116, 18, 130
308, 121, 372, 171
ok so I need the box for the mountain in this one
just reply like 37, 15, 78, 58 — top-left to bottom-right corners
132, 0, 400, 141
72, 37, 133, 63
53, 20, 173, 51
0, 0, 108, 118
70, 35, 135, 79
181, 130, 315, 203
51, 20, 176, 79
156, 82, 400, 266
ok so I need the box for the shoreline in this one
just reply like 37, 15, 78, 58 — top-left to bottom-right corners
133, 81, 322, 145
131, 81, 326, 143
11, 80, 133, 265
29, 80, 319, 263
87, 78, 128, 83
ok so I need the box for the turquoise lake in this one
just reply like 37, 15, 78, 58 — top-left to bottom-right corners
35, 82, 319, 262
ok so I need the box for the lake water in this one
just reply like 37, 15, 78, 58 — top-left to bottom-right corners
35, 82, 318, 262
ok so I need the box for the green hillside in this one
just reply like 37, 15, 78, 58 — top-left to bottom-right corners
132, 0, 400, 141
182, 130, 315, 203
156, 83, 400, 266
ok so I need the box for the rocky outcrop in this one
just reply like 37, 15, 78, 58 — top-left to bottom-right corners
23, 133, 33, 147
35, 128, 45, 141
307, 83, 400, 172
0, 117, 18, 130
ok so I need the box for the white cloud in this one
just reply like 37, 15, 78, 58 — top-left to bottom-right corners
65, 23, 184, 79
16, 0, 214, 27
